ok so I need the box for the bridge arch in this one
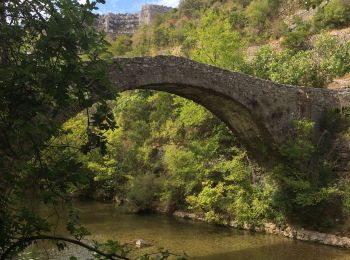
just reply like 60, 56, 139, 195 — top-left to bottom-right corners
62, 56, 346, 162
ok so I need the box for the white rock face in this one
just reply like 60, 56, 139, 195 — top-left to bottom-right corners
95, 5, 173, 38
139, 4, 173, 25
95, 13, 139, 38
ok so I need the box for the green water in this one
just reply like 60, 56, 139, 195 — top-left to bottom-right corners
27, 201, 350, 260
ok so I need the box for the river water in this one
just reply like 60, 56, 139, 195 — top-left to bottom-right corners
26, 200, 350, 260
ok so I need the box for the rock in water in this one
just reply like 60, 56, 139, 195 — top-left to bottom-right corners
135, 239, 149, 248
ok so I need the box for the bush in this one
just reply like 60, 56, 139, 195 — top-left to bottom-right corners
109, 35, 132, 56
299, 0, 323, 9
270, 50, 326, 87
273, 120, 344, 228
178, 0, 205, 17
250, 46, 275, 80
229, 7, 248, 30
127, 174, 161, 212
251, 47, 326, 87
245, 0, 271, 30
161, 145, 202, 208
315, 34, 350, 80
186, 152, 278, 226
189, 10, 247, 72
245, 0, 280, 31
282, 18, 311, 50
314, 0, 350, 29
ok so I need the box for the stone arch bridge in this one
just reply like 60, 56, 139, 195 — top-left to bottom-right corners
88, 56, 350, 160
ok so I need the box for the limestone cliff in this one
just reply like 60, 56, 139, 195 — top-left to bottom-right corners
95, 4, 173, 38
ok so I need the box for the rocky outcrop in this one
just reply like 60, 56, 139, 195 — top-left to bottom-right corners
95, 5, 174, 38
95, 13, 139, 37
173, 211, 350, 249
139, 5, 174, 25
135, 239, 151, 248
263, 223, 350, 249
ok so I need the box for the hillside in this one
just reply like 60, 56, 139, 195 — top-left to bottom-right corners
108, 0, 350, 88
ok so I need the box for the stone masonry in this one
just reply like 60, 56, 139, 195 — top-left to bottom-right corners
61, 56, 350, 163
110, 56, 350, 164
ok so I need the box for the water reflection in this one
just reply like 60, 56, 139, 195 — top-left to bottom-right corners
29, 201, 350, 260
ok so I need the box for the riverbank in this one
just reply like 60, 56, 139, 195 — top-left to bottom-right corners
171, 211, 350, 250
28, 200, 350, 260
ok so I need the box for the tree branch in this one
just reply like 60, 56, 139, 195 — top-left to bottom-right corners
1, 235, 131, 260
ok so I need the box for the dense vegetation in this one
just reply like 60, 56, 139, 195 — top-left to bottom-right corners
1, 0, 350, 258
92, 0, 350, 229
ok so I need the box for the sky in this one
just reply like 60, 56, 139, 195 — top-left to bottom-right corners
88, 0, 181, 14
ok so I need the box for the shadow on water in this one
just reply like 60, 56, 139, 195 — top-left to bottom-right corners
190, 242, 350, 260
28, 201, 350, 260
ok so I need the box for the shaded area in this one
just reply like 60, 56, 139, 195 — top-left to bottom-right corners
28, 201, 350, 260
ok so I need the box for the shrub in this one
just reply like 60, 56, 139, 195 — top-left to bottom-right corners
270, 50, 326, 87
250, 46, 275, 80
282, 18, 311, 50
282, 29, 310, 50
186, 152, 277, 226
161, 145, 202, 208
314, 0, 350, 29
245, 0, 271, 30
178, 0, 205, 17
127, 174, 161, 212
251, 47, 326, 87
189, 10, 247, 72
245, 0, 280, 31
315, 34, 350, 80
109, 35, 132, 56
229, 7, 248, 30
299, 0, 323, 9
273, 120, 344, 228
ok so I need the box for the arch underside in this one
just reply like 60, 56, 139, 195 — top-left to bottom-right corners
121, 83, 274, 161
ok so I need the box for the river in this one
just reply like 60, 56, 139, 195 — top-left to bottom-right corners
25, 200, 350, 260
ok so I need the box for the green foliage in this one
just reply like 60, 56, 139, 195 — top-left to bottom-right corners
4, 1, 350, 256
0, 0, 118, 256
176, 98, 212, 127
314, 0, 350, 29
273, 120, 343, 228
251, 47, 326, 87
178, 0, 206, 16
187, 152, 277, 226
299, 0, 323, 9
109, 35, 132, 56
245, 0, 271, 30
127, 174, 161, 212
189, 10, 247, 71
282, 18, 311, 50
228, 7, 248, 30
245, 0, 280, 31
315, 33, 350, 80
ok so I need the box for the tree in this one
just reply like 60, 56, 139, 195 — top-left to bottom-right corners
189, 10, 247, 72
0, 1, 187, 258
0, 0, 119, 257
109, 35, 132, 56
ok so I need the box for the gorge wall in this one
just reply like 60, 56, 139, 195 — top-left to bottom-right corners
95, 4, 174, 38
